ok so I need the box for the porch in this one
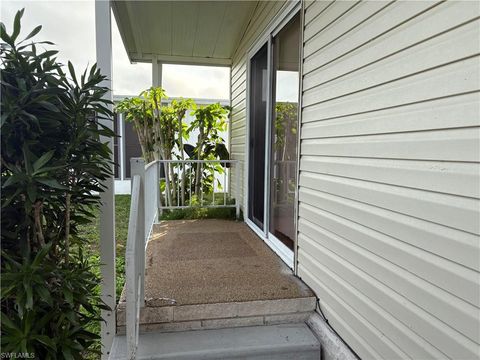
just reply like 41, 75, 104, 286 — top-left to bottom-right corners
117, 219, 315, 334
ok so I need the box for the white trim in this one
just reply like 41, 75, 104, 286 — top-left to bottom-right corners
95, 0, 116, 358
245, 219, 294, 269
293, 0, 306, 276
131, 53, 232, 67
266, 233, 294, 269
118, 113, 126, 180
263, 36, 273, 235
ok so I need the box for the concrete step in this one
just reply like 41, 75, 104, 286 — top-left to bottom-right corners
109, 323, 320, 360
116, 297, 316, 334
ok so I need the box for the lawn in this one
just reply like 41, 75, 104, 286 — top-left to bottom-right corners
79, 194, 131, 302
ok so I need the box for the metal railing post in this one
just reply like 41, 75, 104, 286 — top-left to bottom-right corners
130, 158, 146, 307
157, 161, 162, 221
235, 161, 241, 220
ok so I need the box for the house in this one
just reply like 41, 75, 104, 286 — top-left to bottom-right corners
94, 1, 480, 359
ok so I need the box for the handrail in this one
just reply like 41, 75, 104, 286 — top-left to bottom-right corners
123, 159, 160, 359
125, 175, 141, 359
121, 158, 242, 359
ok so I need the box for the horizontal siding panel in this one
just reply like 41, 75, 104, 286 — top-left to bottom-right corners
298, 187, 480, 306
231, 81, 247, 103
303, 56, 479, 120
231, 110, 246, 122
231, 127, 246, 139
304, 0, 333, 26
231, 93, 246, 109
299, 213, 479, 343
231, 64, 246, 89
300, 156, 480, 198
304, 1, 392, 58
303, 0, 442, 74
301, 92, 480, 138
300, 1, 480, 359
303, 1, 479, 90
304, 1, 359, 42
299, 172, 480, 236
303, 21, 479, 106
301, 127, 480, 162
298, 250, 432, 360
298, 238, 478, 359
231, 76, 246, 96
300, 265, 384, 360
298, 186, 479, 271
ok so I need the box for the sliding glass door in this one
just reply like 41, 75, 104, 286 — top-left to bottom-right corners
269, 14, 300, 251
248, 43, 268, 229
247, 10, 300, 266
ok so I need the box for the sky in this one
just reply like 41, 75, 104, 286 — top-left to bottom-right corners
1, 0, 230, 99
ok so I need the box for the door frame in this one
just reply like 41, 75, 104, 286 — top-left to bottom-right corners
245, 0, 301, 270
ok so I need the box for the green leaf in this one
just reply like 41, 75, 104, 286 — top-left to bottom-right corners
1, 312, 21, 331
63, 288, 73, 305
27, 185, 37, 202
33, 150, 54, 172
23, 25, 41, 42
36, 178, 67, 189
12, 8, 24, 41
68, 61, 77, 85
0, 22, 12, 45
2, 173, 24, 188
38, 101, 60, 112
32, 335, 56, 351
32, 242, 52, 267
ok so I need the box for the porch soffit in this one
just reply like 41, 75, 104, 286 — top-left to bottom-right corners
112, 0, 259, 66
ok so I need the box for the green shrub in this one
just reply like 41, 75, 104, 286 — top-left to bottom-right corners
1, 9, 114, 359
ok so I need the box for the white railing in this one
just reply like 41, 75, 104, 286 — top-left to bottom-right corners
124, 158, 159, 359
122, 158, 241, 359
157, 159, 240, 219
124, 175, 142, 359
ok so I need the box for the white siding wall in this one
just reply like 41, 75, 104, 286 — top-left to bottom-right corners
230, 1, 287, 213
298, 1, 480, 359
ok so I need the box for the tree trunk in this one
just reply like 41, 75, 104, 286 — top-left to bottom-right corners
178, 113, 186, 206
194, 127, 204, 198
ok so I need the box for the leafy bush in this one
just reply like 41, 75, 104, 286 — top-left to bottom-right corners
1, 10, 114, 359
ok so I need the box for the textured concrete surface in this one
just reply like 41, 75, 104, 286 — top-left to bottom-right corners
306, 313, 359, 360
127, 219, 314, 306
110, 323, 321, 360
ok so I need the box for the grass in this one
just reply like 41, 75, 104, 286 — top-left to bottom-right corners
79, 195, 131, 301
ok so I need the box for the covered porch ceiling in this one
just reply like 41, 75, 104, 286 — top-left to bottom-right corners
112, 1, 259, 67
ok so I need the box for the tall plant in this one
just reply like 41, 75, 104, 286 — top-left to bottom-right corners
1, 10, 112, 358
171, 98, 195, 205
189, 103, 229, 197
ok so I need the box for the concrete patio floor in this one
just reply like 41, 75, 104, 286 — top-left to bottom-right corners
117, 219, 316, 333
145, 219, 312, 305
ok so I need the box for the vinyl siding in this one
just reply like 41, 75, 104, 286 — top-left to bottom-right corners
297, 1, 480, 360
229, 1, 287, 212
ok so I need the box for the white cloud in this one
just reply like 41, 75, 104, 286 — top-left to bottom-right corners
1, 0, 229, 99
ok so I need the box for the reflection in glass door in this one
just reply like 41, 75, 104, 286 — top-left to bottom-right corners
248, 43, 268, 229
269, 14, 300, 251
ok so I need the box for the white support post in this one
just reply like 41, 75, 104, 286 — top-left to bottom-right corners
95, 1, 115, 358
152, 56, 163, 88
131, 158, 146, 307
152, 57, 163, 221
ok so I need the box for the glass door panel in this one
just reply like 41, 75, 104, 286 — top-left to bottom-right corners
269, 14, 300, 250
248, 43, 268, 229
